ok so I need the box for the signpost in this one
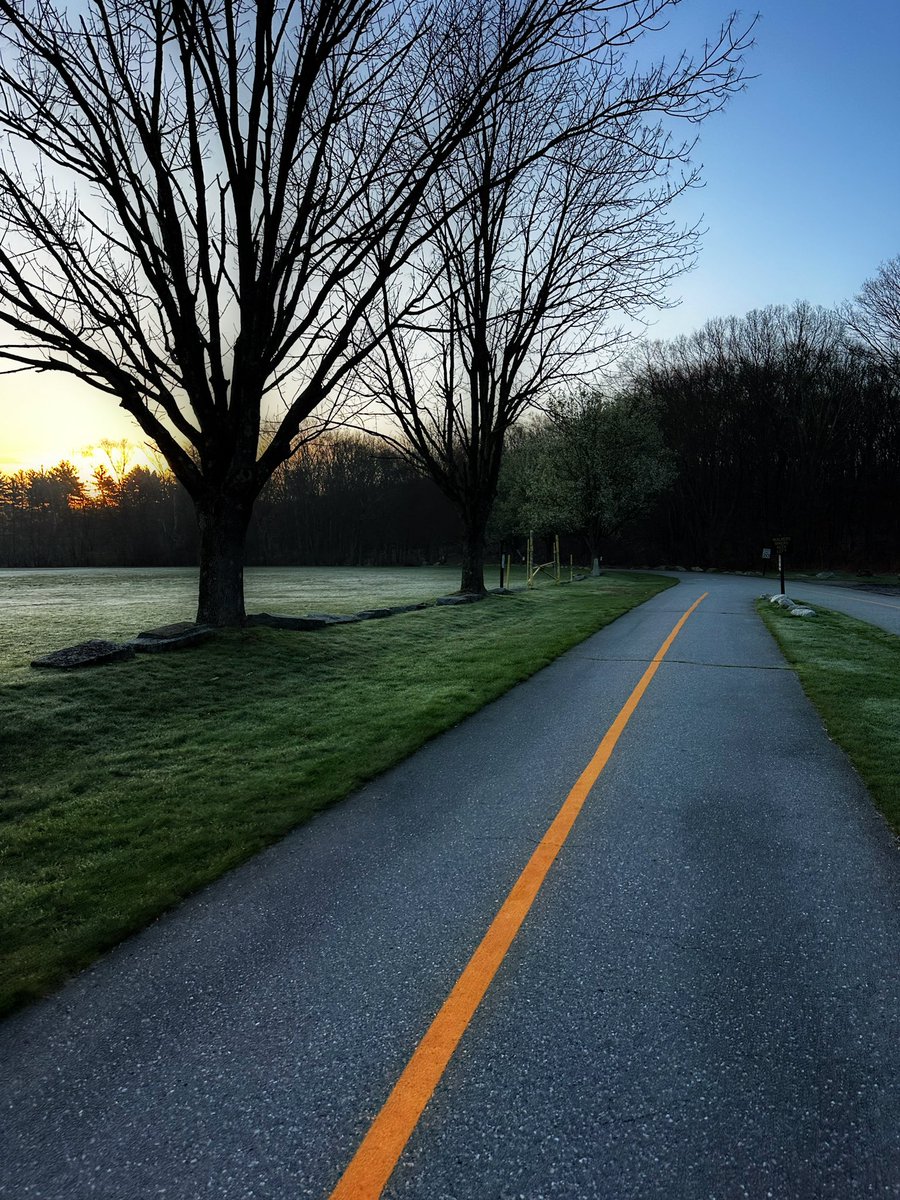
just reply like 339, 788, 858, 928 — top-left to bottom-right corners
761, 547, 772, 578
772, 536, 791, 595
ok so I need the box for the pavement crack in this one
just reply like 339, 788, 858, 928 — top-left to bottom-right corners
576, 655, 788, 671
663, 658, 789, 671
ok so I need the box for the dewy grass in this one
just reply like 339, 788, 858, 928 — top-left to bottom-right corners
758, 599, 900, 835
0, 564, 507, 676
0, 571, 674, 1014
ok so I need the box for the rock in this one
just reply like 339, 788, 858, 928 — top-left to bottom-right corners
590, 557, 602, 577
135, 621, 203, 640
435, 593, 485, 606
249, 604, 427, 629
245, 613, 334, 630
815, 571, 835, 579
32, 640, 135, 670
130, 624, 213, 651
356, 603, 427, 619
767, 594, 816, 618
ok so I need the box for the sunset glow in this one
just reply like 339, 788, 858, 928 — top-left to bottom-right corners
0, 372, 156, 479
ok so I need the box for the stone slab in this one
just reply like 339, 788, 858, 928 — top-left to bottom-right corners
245, 613, 332, 631
31, 640, 135, 670
130, 626, 213, 652
435, 593, 485, 606
136, 622, 205, 640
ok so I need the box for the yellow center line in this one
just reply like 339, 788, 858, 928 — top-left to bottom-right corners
327, 592, 708, 1200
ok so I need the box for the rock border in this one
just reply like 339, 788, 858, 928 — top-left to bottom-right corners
31, 577, 584, 669
766, 593, 817, 618
31, 623, 214, 669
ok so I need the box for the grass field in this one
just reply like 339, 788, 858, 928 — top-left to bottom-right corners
0, 566, 675, 1014
0, 564, 514, 675
758, 599, 900, 836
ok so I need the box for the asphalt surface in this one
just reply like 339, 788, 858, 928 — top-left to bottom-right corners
2, 573, 899, 1199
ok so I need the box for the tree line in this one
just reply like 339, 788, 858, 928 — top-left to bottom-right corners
491, 298, 899, 574
626, 302, 900, 571
0, 438, 459, 569
4, 295, 899, 574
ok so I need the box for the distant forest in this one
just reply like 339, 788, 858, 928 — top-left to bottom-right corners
0, 439, 461, 570
3, 303, 899, 573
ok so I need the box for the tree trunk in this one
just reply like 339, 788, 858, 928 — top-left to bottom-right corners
459, 520, 488, 595
584, 529, 603, 575
196, 495, 254, 627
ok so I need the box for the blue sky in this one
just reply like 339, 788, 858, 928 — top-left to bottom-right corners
2, 0, 898, 472
642, 0, 900, 339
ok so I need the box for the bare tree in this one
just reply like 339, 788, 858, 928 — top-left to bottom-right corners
0, 0, 610, 624
847, 255, 900, 368
358, 3, 753, 593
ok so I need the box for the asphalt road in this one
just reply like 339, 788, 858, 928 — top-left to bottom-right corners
2, 574, 899, 1198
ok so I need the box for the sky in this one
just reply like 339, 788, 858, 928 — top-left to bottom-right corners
1, 0, 898, 476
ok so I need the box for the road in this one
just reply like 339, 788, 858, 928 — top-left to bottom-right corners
2, 574, 899, 1198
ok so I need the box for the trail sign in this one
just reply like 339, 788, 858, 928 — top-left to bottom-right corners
771, 535, 790, 592
761, 548, 772, 560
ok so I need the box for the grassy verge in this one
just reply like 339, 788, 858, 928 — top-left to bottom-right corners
758, 600, 900, 834
0, 572, 674, 1014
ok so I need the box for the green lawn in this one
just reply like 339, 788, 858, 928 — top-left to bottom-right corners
0, 564, 514, 676
0, 569, 674, 1014
758, 600, 900, 834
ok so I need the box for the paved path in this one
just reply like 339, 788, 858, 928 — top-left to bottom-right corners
2, 575, 899, 1198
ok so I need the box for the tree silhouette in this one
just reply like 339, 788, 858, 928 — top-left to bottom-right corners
360, 2, 753, 592
848, 256, 900, 369
0, 0, 607, 622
